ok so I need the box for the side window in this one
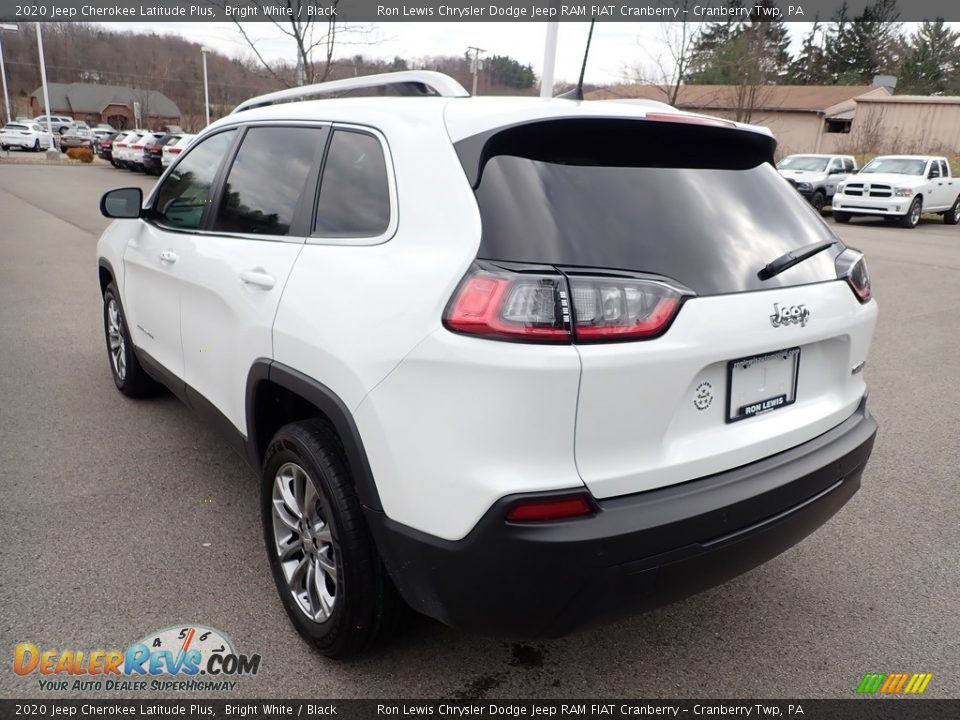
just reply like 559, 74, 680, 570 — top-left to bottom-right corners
828, 159, 841, 171
152, 130, 236, 230
929, 161, 940, 178
844, 158, 855, 172
940, 160, 949, 177
213, 126, 325, 236
315, 130, 391, 237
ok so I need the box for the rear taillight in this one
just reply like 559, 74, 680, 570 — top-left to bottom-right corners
444, 267, 569, 343
169, 148, 182, 155
506, 494, 594, 523
444, 263, 690, 344
836, 250, 872, 303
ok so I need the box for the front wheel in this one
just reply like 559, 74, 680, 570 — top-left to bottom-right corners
102, 284, 158, 397
33, 140, 40, 152
811, 191, 826, 213
261, 420, 402, 658
833, 211, 851, 224
899, 197, 922, 228
944, 196, 960, 225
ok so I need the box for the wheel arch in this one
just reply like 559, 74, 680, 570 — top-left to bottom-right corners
246, 360, 383, 512
98, 258, 117, 296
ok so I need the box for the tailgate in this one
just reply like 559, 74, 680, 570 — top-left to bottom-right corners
574, 281, 877, 498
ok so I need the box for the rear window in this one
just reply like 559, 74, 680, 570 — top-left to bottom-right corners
460, 119, 843, 296
4, 124, 27, 130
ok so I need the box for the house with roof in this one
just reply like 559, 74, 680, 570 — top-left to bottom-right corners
30, 83, 181, 130
587, 83, 892, 157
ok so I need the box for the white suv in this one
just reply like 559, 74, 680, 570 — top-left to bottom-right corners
96, 71, 879, 658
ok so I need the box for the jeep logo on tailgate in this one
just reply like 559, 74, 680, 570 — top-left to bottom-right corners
770, 303, 810, 328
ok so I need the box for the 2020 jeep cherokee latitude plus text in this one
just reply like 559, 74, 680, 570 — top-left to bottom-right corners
96, 71, 878, 658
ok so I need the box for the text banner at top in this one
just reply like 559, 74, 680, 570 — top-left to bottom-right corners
1, 0, 959, 23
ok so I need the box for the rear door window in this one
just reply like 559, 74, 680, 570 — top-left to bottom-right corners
314, 129, 391, 238
212, 126, 325, 237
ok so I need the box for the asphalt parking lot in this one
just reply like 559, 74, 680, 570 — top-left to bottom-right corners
1, 162, 958, 700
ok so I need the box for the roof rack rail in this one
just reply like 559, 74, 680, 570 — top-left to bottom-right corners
232, 71, 470, 114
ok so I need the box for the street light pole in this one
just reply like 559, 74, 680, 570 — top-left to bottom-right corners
0, 23, 18, 125
540, 22, 559, 98
35, 24, 55, 151
200, 46, 211, 127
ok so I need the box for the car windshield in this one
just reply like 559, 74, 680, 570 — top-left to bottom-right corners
778, 156, 829, 172
860, 158, 927, 176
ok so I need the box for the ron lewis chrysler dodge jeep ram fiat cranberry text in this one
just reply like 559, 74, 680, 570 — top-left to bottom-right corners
96, 71, 878, 658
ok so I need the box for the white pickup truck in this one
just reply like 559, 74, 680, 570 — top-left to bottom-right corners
777, 154, 857, 212
832, 155, 960, 228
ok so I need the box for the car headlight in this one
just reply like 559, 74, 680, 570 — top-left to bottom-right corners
796, 182, 812, 191
836, 183, 846, 193
893, 187, 914, 197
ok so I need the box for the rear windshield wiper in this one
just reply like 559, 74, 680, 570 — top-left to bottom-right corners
757, 239, 838, 281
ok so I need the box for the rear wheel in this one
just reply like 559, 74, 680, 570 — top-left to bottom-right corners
33, 140, 40, 152
833, 211, 851, 224
944, 196, 960, 225
810, 191, 826, 213
899, 197, 922, 228
262, 420, 402, 658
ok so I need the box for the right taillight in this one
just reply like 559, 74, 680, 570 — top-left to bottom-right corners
444, 263, 690, 344
837, 250, 872, 303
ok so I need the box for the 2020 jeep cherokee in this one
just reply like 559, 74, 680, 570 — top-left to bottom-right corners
96, 71, 878, 658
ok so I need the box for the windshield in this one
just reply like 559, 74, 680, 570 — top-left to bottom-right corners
860, 158, 927, 176
778, 156, 829, 172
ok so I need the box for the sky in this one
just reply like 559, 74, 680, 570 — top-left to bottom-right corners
107, 21, 745, 86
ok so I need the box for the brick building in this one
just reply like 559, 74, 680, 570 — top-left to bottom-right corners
30, 83, 180, 129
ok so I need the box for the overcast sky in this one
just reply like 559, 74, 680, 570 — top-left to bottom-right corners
106, 21, 759, 86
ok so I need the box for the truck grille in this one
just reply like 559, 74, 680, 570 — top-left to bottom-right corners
843, 183, 892, 198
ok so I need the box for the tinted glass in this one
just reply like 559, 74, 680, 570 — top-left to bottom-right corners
861, 158, 926, 175
471, 155, 843, 296
315, 130, 390, 237
940, 160, 948, 176
777, 156, 829, 172
213, 126, 323, 236
153, 130, 236, 230
844, 158, 855, 171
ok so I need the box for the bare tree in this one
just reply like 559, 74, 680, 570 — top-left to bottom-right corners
221, 0, 376, 87
624, 0, 703, 105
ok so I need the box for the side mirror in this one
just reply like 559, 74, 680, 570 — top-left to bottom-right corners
929, 169, 940, 179
100, 187, 143, 219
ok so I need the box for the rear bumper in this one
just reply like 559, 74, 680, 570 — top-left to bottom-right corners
368, 397, 877, 638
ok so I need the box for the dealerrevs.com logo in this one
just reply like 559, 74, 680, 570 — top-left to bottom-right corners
14, 625, 261, 692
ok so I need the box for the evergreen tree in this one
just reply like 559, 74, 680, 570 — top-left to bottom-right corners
788, 19, 830, 84
897, 19, 960, 95
825, 0, 902, 84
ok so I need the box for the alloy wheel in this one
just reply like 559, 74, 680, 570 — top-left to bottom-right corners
106, 298, 127, 381
271, 462, 338, 623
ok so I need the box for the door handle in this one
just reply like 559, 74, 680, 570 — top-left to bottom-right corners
159, 250, 178, 264
240, 269, 276, 290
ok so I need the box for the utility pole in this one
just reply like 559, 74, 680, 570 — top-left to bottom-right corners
200, 46, 211, 127
540, 23, 559, 98
467, 46, 485, 96
0, 24, 18, 125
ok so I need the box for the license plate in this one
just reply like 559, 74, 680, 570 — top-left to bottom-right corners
726, 347, 800, 423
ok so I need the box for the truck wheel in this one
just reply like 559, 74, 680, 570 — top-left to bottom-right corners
811, 191, 826, 213
833, 211, 851, 224
899, 197, 922, 228
944, 197, 960, 225
262, 419, 403, 658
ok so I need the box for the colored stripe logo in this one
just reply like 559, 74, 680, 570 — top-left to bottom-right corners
857, 672, 932, 695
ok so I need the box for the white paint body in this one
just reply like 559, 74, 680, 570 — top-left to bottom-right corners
97, 93, 878, 542
833, 156, 957, 216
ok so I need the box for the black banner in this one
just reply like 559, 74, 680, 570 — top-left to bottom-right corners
0, 700, 957, 720
0, 0, 959, 23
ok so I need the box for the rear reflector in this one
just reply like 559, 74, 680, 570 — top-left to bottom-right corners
506, 495, 594, 522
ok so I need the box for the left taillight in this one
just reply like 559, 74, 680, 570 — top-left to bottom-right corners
443, 263, 690, 344
837, 249, 872, 303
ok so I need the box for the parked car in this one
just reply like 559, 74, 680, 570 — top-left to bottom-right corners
141, 133, 179, 175
60, 125, 95, 152
161, 133, 195, 168
98, 131, 122, 163
833, 155, 960, 227
777, 154, 857, 212
32, 115, 75, 135
113, 130, 146, 169
1, 121, 54, 151
96, 71, 878, 658
129, 131, 166, 174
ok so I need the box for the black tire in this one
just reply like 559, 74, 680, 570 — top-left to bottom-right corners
899, 196, 922, 228
102, 283, 158, 398
0, 144, 8, 151
944, 196, 960, 225
261, 420, 402, 659
833, 211, 851, 224
33, 140, 40, 152
811, 191, 826, 213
